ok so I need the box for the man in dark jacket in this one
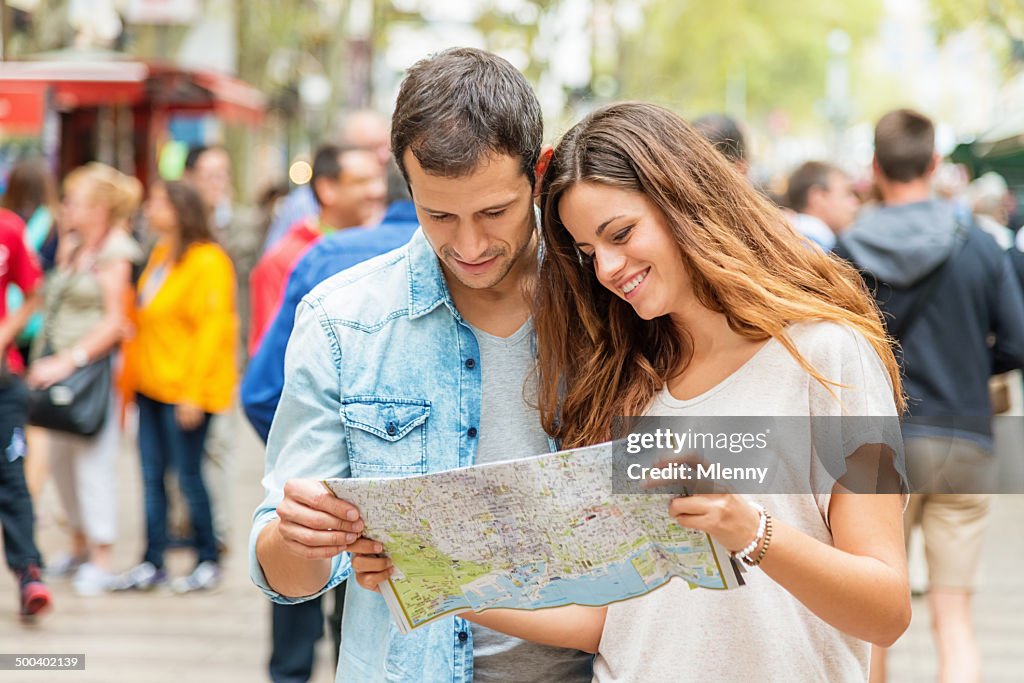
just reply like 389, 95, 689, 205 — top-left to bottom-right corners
835, 108, 1024, 683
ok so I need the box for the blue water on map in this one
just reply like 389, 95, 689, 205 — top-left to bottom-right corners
456, 545, 727, 612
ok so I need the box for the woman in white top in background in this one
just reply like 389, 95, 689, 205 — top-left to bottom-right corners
353, 102, 911, 682
27, 163, 141, 596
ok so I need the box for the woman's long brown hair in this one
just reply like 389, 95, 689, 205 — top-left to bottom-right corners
534, 102, 904, 448
159, 180, 217, 262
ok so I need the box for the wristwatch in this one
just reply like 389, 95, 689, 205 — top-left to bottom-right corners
69, 346, 89, 369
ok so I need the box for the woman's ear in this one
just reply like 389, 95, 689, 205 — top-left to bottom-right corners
534, 146, 554, 197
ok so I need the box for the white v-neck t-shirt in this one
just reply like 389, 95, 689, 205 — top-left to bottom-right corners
593, 321, 902, 683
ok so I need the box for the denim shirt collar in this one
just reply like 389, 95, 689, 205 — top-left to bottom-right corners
406, 229, 462, 322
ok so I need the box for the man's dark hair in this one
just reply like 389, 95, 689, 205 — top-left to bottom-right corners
786, 161, 840, 212
183, 144, 227, 172
309, 144, 364, 207
874, 109, 935, 183
310, 144, 343, 207
693, 113, 746, 164
184, 145, 207, 172
391, 47, 543, 187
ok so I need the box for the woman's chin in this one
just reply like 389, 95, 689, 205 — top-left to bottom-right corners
627, 302, 660, 321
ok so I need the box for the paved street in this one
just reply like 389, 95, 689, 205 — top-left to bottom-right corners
2, 411, 1023, 682
0, 413, 335, 683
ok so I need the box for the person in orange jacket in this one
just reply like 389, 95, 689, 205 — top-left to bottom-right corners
114, 180, 238, 594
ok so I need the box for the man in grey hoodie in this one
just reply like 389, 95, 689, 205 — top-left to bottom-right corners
835, 109, 1024, 683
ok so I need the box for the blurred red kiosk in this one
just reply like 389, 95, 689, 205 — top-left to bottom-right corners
0, 52, 265, 185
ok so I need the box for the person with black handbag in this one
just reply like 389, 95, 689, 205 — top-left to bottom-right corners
25, 162, 142, 597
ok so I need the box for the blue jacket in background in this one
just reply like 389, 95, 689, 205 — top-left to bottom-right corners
241, 201, 419, 441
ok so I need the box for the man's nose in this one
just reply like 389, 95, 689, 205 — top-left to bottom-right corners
451, 224, 491, 261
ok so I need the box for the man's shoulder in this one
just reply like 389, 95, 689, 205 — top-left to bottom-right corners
302, 244, 411, 319
322, 220, 418, 253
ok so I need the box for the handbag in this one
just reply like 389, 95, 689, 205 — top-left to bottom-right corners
26, 265, 112, 437
27, 350, 111, 436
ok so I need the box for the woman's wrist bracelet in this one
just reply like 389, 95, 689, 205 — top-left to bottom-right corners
732, 503, 766, 564
747, 511, 773, 567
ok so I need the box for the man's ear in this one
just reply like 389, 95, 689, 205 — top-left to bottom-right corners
313, 176, 335, 209
533, 145, 554, 197
926, 152, 941, 177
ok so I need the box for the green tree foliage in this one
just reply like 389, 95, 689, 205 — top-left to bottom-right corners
615, 0, 882, 124
930, 0, 1024, 68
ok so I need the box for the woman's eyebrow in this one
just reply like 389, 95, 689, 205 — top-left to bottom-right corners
596, 214, 626, 237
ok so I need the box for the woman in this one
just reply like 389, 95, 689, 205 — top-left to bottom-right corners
26, 162, 142, 596
353, 103, 911, 680
113, 180, 238, 593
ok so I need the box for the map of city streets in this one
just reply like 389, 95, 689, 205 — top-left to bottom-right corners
323, 443, 744, 634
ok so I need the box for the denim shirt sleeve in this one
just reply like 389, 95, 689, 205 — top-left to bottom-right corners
249, 297, 353, 604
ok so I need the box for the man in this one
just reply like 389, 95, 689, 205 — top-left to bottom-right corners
0, 206, 51, 618
243, 161, 416, 683
834, 109, 1024, 683
262, 110, 391, 254
786, 161, 859, 251
248, 144, 385, 353
249, 48, 594, 682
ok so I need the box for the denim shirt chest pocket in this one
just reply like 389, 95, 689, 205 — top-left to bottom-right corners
341, 396, 430, 476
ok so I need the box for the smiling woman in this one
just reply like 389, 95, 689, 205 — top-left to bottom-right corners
534, 102, 905, 448
454, 102, 913, 682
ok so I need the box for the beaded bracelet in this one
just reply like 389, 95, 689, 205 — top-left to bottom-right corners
732, 503, 766, 565
748, 511, 773, 567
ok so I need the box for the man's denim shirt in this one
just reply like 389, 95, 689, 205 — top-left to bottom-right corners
249, 228, 556, 683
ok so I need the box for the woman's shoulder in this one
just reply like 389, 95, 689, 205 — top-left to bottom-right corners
182, 241, 232, 268
97, 229, 142, 265
784, 319, 871, 357
786, 319, 897, 414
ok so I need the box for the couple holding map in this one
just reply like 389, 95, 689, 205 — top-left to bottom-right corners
249, 47, 910, 683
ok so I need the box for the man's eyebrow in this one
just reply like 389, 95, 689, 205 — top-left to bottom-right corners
417, 199, 518, 215
417, 204, 447, 214
478, 199, 516, 213
596, 215, 626, 237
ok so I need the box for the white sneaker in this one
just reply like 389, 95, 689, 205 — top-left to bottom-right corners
170, 561, 221, 594
110, 562, 167, 591
72, 562, 115, 596
44, 552, 88, 579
